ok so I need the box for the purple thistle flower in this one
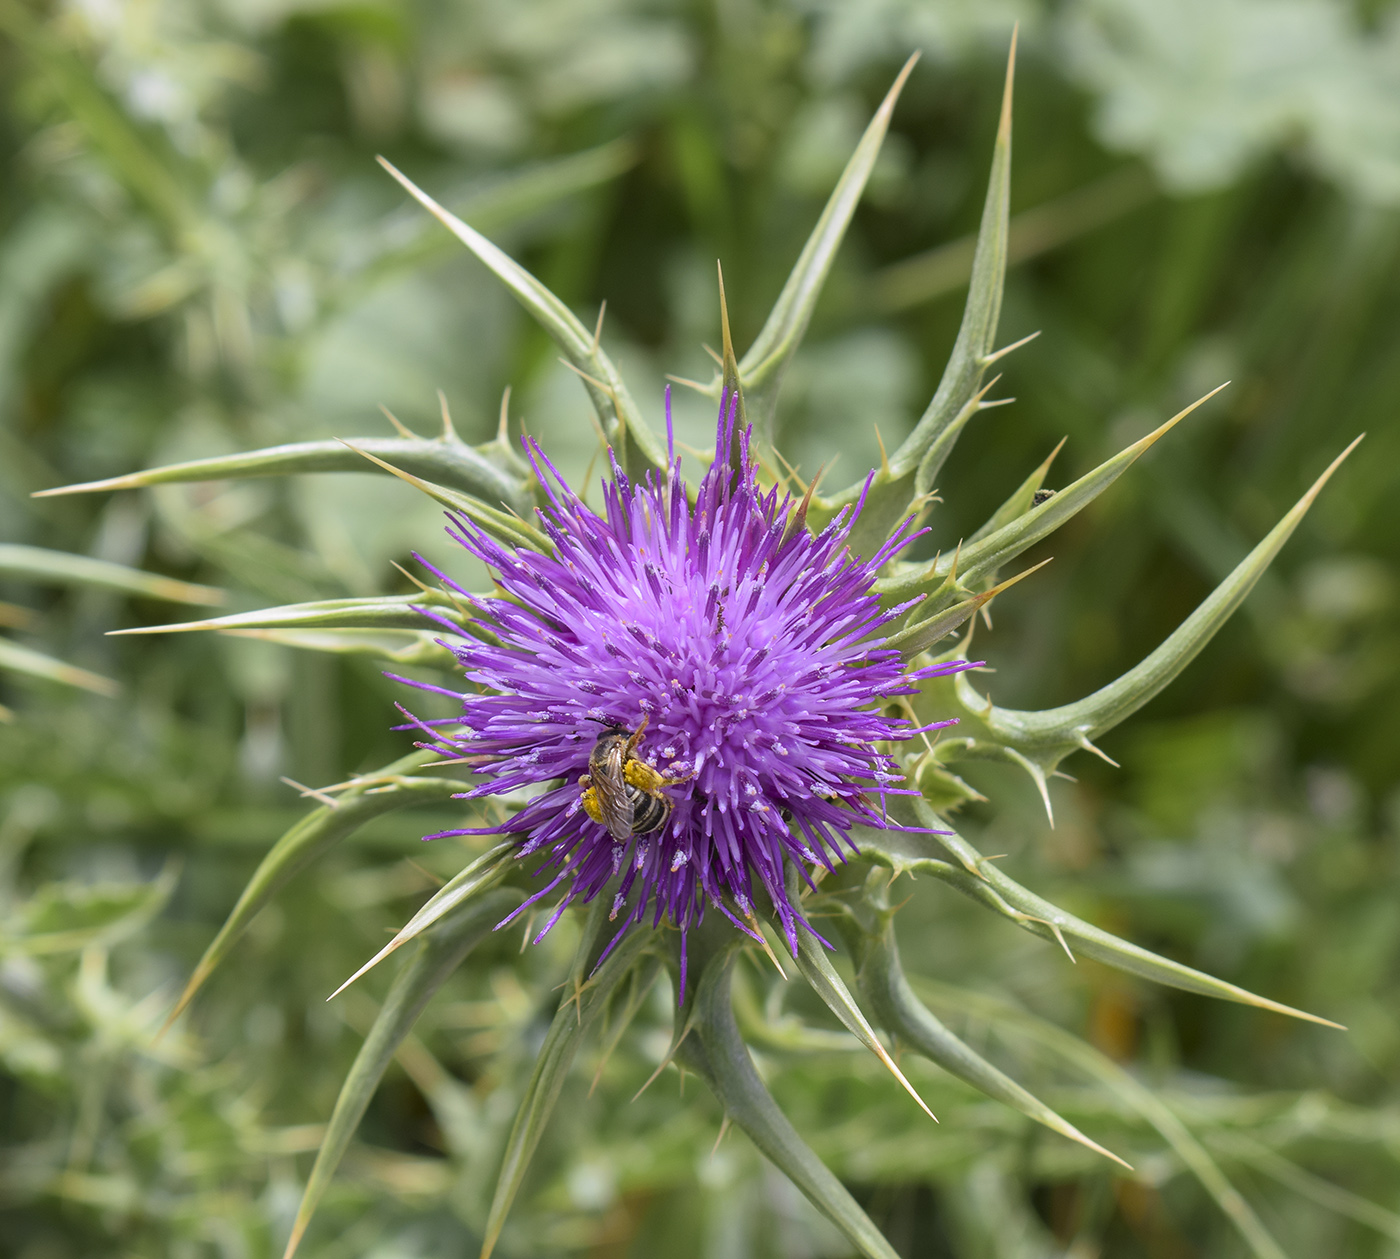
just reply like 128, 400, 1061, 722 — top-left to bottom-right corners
399, 393, 971, 980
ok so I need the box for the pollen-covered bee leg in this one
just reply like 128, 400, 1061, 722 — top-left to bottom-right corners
623, 713, 650, 758
578, 774, 605, 826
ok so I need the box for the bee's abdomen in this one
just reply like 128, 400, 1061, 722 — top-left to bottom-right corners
628, 788, 669, 834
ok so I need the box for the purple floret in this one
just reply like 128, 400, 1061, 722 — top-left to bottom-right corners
399, 393, 970, 972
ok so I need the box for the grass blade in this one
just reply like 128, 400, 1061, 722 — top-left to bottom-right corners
282, 887, 522, 1259
0, 637, 118, 697
872, 165, 1156, 314
0, 544, 223, 605
0, 0, 194, 234
1208, 1133, 1400, 1243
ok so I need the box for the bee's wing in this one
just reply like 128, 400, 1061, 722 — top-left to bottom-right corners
592, 741, 635, 840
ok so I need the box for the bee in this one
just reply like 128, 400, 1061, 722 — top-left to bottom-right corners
579, 716, 687, 839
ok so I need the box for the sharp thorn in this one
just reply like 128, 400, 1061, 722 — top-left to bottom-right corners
558, 357, 621, 407
748, 915, 789, 980
999, 25, 1018, 144
980, 328, 1041, 367
437, 389, 457, 441
392, 559, 435, 596
497, 386, 512, 445
1135, 381, 1231, 454
874, 423, 890, 476
1076, 734, 1120, 768
665, 373, 714, 395
632, 1025, 691, 1102
590, 300, 607, 355
279, 776, 341, 809
379, 404, 416, 439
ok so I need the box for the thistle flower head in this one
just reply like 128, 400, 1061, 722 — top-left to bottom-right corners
403, 394, 967, 970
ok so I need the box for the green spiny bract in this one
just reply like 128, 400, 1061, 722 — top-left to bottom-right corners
44, 39, 1358, 1259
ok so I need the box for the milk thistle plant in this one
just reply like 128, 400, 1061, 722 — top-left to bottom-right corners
42, 41, 1360, 1259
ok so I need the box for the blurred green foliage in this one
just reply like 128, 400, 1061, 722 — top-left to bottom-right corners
1, 1, 1398, 1257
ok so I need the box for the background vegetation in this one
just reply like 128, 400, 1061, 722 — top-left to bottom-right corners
1, 1, 1397, 1256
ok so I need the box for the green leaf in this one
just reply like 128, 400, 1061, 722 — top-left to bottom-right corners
210, 627, 458, 669
957, 436, 1363, 764
34, 432, 533, 516
108, 593, 471, 637
339, 441, 547, 551
0, 637, 119, 697
916, 978, 1293, 1259
282, 887, 522, 1259
841, 885, 1129, 1167
894, 804, 1344, 1029
1208, 1133, 1400, 1244
784, 868, 936, 1122
0, 544, 224, 605
377, 158, 669, 477
884, 560, 1049, 660
328, 841, 514, 998
9, 860, 180, 956
163, 751, 478, 1029
697, 54, 919, 445
966, 438, 1065, 545
818, 38, 1017, 558
340, 139, 639, 310
878, 384, 1226, 603
716, 261, 748, 465
679, 940, 902, 1259
480, 921, 655, 1259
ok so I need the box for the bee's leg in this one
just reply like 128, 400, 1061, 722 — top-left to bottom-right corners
624, 713, 650, 757
579, 776, 605, 826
